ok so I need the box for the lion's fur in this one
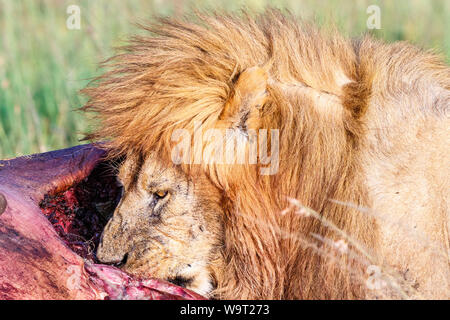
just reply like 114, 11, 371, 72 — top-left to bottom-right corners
83, 10, 450, 299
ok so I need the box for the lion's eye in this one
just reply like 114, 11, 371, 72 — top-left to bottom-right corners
154, 190, 168, 200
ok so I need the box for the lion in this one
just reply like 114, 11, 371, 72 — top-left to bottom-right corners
83, 11, 450, 299
96, 153, 225, 296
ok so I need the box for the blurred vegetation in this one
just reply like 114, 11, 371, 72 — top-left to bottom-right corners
0, 0, 448, 158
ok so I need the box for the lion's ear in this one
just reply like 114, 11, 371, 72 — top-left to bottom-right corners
219, 66, 269, 130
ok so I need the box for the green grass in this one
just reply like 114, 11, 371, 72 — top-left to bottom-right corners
0, 0, 449, 158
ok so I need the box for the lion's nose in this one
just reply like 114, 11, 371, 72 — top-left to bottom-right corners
111, 253, 128, 268
96, 240, 129, 266
96, 212, 131, 265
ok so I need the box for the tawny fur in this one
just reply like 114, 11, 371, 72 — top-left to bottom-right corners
83, 10, 450, 299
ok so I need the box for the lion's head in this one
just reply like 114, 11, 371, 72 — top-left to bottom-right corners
85, 10, 449, 299
96, 153, 224, 296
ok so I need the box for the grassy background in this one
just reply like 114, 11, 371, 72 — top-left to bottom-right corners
0, 0, 448, 159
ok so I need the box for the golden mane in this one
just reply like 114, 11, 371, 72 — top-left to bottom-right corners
82, 10, 449, 299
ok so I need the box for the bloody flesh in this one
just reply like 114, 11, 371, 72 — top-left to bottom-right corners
40, 162, 122, 262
